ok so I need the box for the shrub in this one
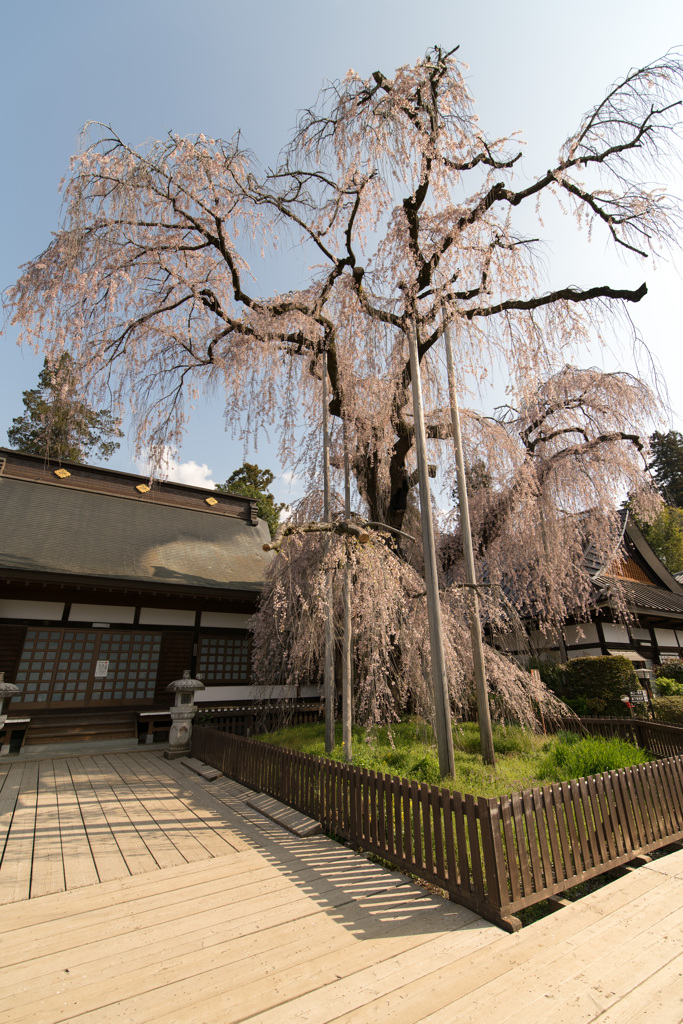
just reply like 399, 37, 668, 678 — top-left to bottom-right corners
539, 732, 649, 781
653, 677, 683, 697
529, 657, 566, 693
651, 695, 683, 725
547, 655, 640, 717
656, 660, 683, 687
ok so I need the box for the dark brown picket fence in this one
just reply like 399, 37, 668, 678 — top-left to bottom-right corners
195, 699, 322, 737
552, 715, 683, 759
192, 721, 683, 930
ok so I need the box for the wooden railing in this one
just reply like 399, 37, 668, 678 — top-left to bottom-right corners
192, 722, 683, 931
194, 699, 322, 737
552, 716, 683, 758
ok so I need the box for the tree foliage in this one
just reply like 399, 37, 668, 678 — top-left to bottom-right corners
6, 47, 681, 530
5, 45, 683, 722
251, 528, 567, 727
638, 504, 683, 573
6, 353, 122, 464
649, 430, 683, 507
441, 365, 662, 627
216, 462, 285, 538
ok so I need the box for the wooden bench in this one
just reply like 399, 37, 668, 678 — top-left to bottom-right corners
137, 711, 171, 744
0, 717, 30, 756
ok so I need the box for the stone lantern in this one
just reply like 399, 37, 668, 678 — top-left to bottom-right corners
0, 672, 20, 730
163, 669, 205, 759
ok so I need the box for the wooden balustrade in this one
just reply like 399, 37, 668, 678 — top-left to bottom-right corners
192, 717, 683, 930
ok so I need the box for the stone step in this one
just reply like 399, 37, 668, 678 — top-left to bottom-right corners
180, 756, 221, 781
246, 793, 323, 837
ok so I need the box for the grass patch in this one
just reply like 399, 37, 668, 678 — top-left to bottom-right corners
538, 731, 650, 781
255, 719, 648, 798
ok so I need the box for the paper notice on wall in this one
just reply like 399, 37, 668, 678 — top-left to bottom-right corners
94, 660, 110, 678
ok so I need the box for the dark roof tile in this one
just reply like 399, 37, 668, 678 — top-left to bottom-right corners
0, 477, 272, 592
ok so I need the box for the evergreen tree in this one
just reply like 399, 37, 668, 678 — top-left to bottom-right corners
7, 354, 122, 463
649, 431, 683, 508
638, 505, 683, 574
216, 463, 286, 538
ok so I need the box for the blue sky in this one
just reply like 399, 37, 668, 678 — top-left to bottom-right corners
2, 0, 682, 504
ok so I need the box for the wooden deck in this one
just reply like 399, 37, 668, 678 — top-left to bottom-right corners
1, 751, 683, 1022
0, 751, 249, 904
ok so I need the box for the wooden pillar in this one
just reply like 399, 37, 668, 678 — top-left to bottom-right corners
408, 316, 455, 779
322, 348, 335, 754
442, 305, 495, 767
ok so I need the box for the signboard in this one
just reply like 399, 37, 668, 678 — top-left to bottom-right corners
629, 690, 648, 703
94, 660, 110, 679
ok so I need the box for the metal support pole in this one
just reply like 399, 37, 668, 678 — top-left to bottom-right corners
408, 318, 455, 779
322, 349, 335, 754
342, 423, 353, 762
442, 305, 495, 767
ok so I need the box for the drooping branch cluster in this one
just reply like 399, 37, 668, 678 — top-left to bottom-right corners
440, 366, 663, 628
251, 530, 568, 727
5, 47, 681, 528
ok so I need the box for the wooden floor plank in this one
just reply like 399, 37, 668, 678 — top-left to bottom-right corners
28, 761, 65, 899
80, 755, 188, 871
0, 761, 24, 860
115, 752, 247, 858
250, 869, 666, 1024
9, 888, 467, 1023
3, 852, 394, 966
486, 902, 683, 1024
0, 863, 333, 998
414, 878, 683, 1024
74, 756, 163, 875
138, 919, 492, 1024
6, 749, 683, 1024
1, 849, 258, 932
52, 759, 100, 892
68, 758, 131, 883
109, 751, 241, 859
0, 760, 38, 904
590, 952, 683, 1024
98, 755, 218, 864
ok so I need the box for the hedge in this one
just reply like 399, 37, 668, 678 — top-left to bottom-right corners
651, 695, 683, 725
655, 659, 683, 687
541, 655, 640, 718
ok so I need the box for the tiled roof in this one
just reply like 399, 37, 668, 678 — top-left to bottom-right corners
0, 477, 272, 593
594, 576, 683, 615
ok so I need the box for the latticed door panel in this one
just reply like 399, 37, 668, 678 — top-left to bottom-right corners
197, 631, 250, 683
13, 628, 162, 706
92, 632, 161, 701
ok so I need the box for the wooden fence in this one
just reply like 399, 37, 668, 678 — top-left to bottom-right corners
192, 722, 683, 931
195, 700, 322, 737
553, 715, 683, 759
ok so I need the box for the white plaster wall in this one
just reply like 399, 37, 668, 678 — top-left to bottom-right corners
601, 623, 629, 644
200, 612, 252, 629
69, 603, 136, 623
139, 608, 195, 626
196, 684, 298, 701
0, 599, 65, 620
655, 628, 679, 648
564, 623, 599, 645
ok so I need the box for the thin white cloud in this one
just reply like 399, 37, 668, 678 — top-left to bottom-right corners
138, 449, 217, 490
168, 459, 217, 489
